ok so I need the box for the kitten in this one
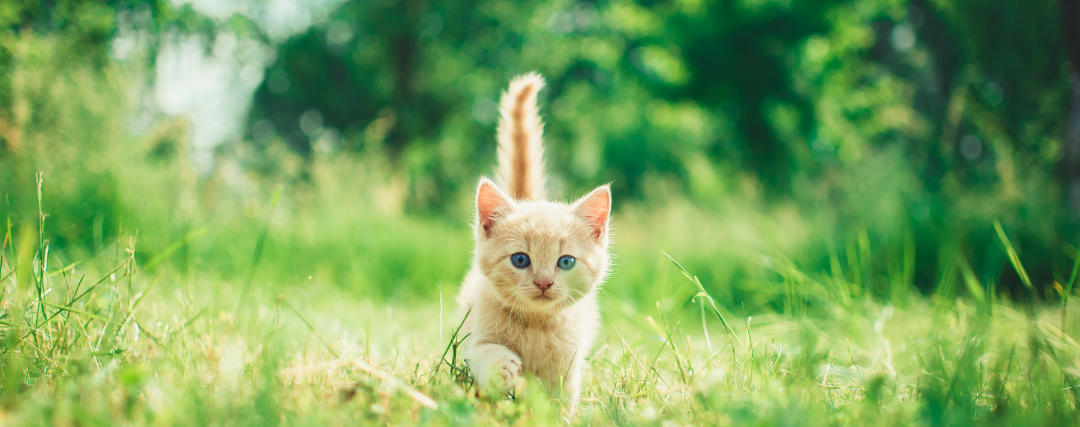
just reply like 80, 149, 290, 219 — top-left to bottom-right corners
456, 72, 612, 411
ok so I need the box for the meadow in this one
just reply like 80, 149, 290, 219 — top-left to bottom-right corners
3, 0, 1080, 425
2, 157, 1079, 426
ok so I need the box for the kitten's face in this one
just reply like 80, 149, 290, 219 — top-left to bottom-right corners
474, 179, 611, 313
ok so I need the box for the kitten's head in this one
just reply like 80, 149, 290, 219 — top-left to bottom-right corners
473, 178, 611, 313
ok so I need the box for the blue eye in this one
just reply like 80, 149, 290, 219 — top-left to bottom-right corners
510, 253, 530, 269
557, 255, 576, 270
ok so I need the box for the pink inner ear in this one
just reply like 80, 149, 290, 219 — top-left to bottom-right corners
477, 180, 512, 236
574, 186, 611, 239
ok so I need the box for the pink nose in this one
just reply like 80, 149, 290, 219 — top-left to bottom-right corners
534, 279, 553, 291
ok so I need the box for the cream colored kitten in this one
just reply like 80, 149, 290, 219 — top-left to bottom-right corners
456, 73, 611, 411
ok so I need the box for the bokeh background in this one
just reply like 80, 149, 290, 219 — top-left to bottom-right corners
1, 0, 1077, 309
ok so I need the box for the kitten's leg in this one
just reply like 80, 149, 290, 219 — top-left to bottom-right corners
467, 343, 523, 394
563, 358, 583, 415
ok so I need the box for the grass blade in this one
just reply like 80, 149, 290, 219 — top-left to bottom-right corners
35, 300, 114, 324
278, 296, 339, 358
142, 227, 207, 271
993, 221, 1033, 290
662, 251, 744, 346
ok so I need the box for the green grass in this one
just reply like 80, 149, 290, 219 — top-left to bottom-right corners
2, 184, 1079, 426
2, 11, 1079, 425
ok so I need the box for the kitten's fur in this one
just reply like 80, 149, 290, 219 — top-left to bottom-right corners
457, 73, 611, 410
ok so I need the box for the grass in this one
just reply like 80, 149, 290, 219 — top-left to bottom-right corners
3, 20, 1078, 425
1, 182, 1079, 426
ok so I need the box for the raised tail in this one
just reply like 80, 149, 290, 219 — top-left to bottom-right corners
496, 72, 546, 201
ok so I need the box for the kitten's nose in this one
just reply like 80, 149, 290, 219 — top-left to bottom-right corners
534, 278, 553, 292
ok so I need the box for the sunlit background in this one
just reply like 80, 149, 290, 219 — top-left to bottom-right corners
3, 0, 1075, 302
2, 1, 1080, 423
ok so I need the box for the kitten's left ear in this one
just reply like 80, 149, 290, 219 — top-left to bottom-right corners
477, 178, 514, 238
572, 185, 611, 240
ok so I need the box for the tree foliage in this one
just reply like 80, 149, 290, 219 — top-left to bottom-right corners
0, 0, 1076, 296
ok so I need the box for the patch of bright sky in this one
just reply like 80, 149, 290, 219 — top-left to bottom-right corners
152, 0, 346, 173
155, 32, 272, 173
170, 0, 345, 42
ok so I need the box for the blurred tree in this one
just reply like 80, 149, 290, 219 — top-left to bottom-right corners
1060, 0, 1080, 213
0, 0, 217, 248
248, 0, 1075, 295
0, 0, 1075, 297
0, 0, 174, 154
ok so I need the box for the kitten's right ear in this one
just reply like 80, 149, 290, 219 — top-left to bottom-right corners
476, 178, 514, 238
572, 184, 611, 241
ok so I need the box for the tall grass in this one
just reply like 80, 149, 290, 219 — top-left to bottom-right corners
2, 178, 1079, 425
2, 27, 1079, 426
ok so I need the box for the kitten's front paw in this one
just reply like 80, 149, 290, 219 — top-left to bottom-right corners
496, 354, 522, 385
482, 353, 523, 394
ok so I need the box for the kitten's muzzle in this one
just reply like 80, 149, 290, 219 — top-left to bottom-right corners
534, 278, 553, 292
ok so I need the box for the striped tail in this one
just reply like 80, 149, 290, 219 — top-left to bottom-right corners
496, 72, 546, 201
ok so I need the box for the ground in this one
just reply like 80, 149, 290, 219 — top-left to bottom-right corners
2, 220, 1078, 426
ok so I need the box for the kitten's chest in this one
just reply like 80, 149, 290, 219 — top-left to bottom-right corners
508, 321, 578, 381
